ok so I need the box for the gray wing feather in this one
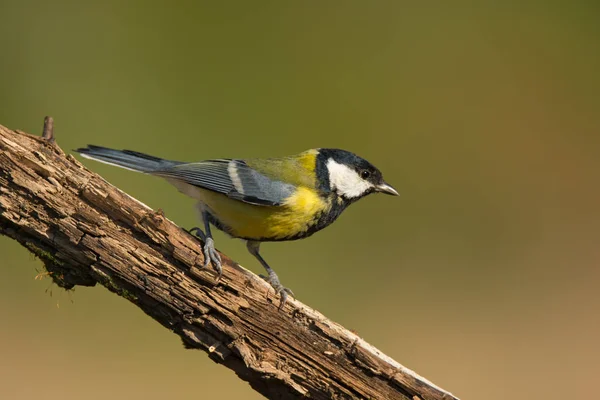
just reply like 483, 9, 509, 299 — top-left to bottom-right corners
153, 159, 294, 206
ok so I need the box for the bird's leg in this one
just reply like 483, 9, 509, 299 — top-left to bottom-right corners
189, 211, 222, 278
246, 241, 294, 310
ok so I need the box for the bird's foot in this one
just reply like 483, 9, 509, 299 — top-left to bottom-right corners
263, 274, 294, 311
202, 238, 222, 278
188, 227, 222, 279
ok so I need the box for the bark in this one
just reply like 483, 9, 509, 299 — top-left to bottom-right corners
0, 120, 459, 400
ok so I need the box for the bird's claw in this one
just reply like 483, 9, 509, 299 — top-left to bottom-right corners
265, 275, 294, 311
189, 227, 222, 279
202, 237, 222, 279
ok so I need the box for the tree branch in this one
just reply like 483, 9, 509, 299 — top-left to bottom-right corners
0, 120, 459, 400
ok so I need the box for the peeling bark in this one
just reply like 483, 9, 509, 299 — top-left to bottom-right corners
0, 121, 459, 400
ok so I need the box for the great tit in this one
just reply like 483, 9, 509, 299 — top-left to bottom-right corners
75, 146, 398, 308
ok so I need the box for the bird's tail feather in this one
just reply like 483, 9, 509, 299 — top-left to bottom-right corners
74, 145, 179, 172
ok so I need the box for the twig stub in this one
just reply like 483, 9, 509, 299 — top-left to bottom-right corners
42, 116, 55, 142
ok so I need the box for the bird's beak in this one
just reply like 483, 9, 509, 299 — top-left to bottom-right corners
376, 182, 399, 196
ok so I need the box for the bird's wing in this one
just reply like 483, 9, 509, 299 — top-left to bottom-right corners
152, 159, 296, 206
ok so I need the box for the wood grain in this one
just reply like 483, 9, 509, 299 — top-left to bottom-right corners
0, 121, 459, 400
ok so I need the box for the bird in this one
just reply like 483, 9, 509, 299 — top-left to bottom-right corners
74, 146, 398, 309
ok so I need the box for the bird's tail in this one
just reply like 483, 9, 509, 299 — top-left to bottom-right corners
74, 145, 179, 172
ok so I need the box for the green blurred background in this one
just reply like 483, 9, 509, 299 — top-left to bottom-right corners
1, 2, 599, 399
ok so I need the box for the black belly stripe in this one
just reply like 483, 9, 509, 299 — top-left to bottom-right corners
261, 194, 349, 242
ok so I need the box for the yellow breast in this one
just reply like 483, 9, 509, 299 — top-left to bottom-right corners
188, 185, 330, 241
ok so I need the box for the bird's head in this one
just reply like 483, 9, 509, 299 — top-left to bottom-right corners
316, 148, 398, 201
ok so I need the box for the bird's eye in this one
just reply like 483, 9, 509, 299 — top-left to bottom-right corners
360, 170, 371, 179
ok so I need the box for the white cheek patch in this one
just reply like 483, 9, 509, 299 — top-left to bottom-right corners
326, 159, 373, 198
